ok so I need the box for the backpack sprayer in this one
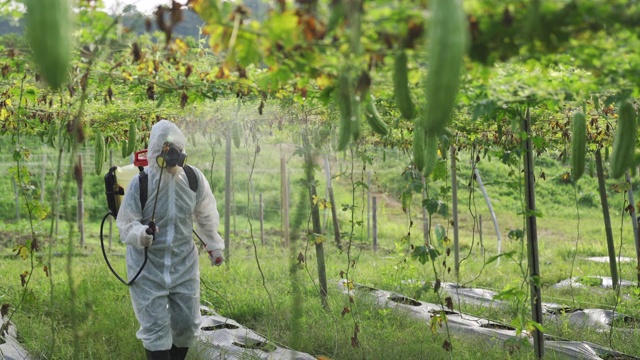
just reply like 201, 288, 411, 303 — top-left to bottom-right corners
100, 150, 151, 286
100, 146, 211, 286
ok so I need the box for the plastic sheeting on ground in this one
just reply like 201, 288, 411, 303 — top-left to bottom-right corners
552, 276, 635, 289
585, 257, 633, 263
442, 282, 639, 333
338, 280, 640, 360
0, 316, 31, 360
191, 306, 317, 360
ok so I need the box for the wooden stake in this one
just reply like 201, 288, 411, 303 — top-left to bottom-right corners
224, 125, 232, 264
372, 196, 378, 252
522, 107, 544, 359
329, 187, 341, 248
281, 151, 290, 247
77, 154, 85, 248
259, 193, 264, 246
595, 148, 619, 288
625, 171, 640, 285
451, 145, 459, 275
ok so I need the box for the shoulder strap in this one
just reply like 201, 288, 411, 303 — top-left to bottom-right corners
138, 165, 198, 211
184, 164, 199, 193
138, 167, 148, 212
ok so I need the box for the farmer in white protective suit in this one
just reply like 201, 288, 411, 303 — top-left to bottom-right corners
117, 119, 225, 360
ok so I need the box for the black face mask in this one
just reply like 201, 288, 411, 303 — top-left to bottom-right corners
157, 142, 187, 168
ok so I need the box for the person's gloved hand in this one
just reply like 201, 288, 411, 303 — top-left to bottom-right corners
139, 229, 154, 247
125, 225, 157, 248
207, 249, 224, 266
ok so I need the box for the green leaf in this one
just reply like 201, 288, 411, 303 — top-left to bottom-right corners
414, 283, 433, 299
485, 251, 517, 265
493, 286, 526, 301
411, 245, 441, 265
525, 320, 547, 333
354, 181, 369, 190
431, 160, 448, 181
409, 179, 423, 193
507, 229, 524, 241
437, 202, 449, 218
530, 275, 542, 287
235, 33, 261, 68
400, 192, 413, 214
264, 11, 299, 50
423, 198, 440, 216
434, 224, 446, 242
156, 94, 166, 108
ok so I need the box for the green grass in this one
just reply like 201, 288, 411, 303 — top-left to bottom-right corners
2, 135, 640, 359
0, 237, 535, 359
5, 230, 637, 359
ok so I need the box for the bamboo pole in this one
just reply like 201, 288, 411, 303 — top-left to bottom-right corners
372, 196, 378, 252
281, 151, 290, 247
329, 186, 341, 248
109, 150, 113, 249
323, 155, 331, 231
259, 193, 264, 246
224, 126, 232, 264
77, 154, 85, 248
304, 135, 328, 308
40, 153, 46, 204
13, 177, 19, 222
626, 171, 640, 285
522, 108, 544, 359
479, 215, 484, 254
595, 148, 619, 288
451, 146, 459, 275
422, 175, 429, 246
232, 160, 236, 236
367, 170, 371, 240
474, 168, 501, 258
250, 179, 255, 217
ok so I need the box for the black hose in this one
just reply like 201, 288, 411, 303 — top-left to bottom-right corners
100, 212, 148, 286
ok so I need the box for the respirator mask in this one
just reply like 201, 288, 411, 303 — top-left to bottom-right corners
156, 142, 187, 168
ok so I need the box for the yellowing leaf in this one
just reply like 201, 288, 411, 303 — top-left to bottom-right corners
172, 38, 189, 55
442, 236, 452, 247
318, 198, 331, 210
146, 60, 155, 74
13, 244, 28, 260
310, 233, 326, 244
343, 280, 355, 291
207, 25, 227, 53
191, 0, 221, 23
316, 74, 332, 89
122, 71, 133, 82
429, 314, 444, 334
20, 271, 29, 287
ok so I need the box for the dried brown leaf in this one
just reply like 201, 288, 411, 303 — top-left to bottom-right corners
445, 296, 454, 311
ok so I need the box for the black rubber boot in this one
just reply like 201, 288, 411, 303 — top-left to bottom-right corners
170, 344, 189, 360
145, 349, 171, 360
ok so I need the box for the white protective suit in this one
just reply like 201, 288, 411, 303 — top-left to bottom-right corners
116, 120, 225, 351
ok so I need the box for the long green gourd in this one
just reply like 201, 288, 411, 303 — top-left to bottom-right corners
25, 0, 72, 90
422, 0, 467, 135
610, 100, 637, 179
571, 112, 586, 181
